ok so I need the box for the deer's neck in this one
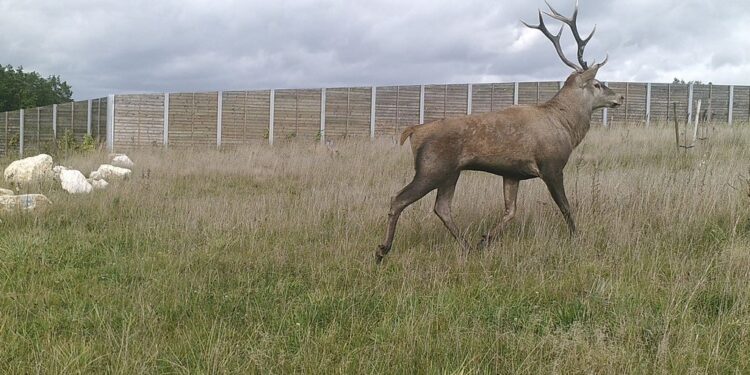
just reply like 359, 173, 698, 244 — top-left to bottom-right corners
545, 89, 594, 147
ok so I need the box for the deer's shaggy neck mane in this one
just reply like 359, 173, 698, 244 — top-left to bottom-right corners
543, 84, 594, 147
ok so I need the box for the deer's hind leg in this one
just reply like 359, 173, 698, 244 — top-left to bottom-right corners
376, 174, 438, 263
376, 142, 460, 263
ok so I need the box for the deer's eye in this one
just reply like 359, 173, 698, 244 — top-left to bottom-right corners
594, 83, 601, 89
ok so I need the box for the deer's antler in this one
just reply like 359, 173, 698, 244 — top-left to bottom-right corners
543, 0, 597, 70
523, 0, 603, 71
521, 10, 582, 72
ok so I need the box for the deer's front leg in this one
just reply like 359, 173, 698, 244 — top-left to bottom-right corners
479, 177, 519, 248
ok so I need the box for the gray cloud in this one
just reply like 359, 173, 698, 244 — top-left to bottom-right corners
1, 0, 748, 100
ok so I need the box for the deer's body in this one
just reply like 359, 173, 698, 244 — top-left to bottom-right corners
375, 1, 624, 263
402, 83, 594, 181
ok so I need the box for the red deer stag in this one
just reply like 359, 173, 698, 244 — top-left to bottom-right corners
375, 1, 624, 263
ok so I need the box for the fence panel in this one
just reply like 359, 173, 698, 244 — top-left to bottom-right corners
325, 87, 371, 139
56, 102, 73, 138
422, 84, 469, 123
700, 85, 730, 122
114, 94, 164, 149
73, 100, 89, 140
650, 83, 671, 124
670, 84, 690, 124
445, 84, 468, 119
538, 82, 559, 102
39, 105, 55, 151
273, 89, 320, 141
733, 86, 750, 124
23, 108, 39, 154
168, 92, 218, 147
91, 98, 107, 142
627, 83, 648, 125
374, 85, 420, 139
6, 110, 20, 156
517, 82, 538, 105
0, 112, 6, 156
221, 90, 271, 145
424, 84, 447, 123
470, 83, 514, 114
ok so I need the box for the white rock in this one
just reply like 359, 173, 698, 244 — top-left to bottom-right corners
3, 154, 54, 186
0, 194, 52, 212
60, 170, 93, 194
90, 179, 109, 190
0, 188, 13, 196
111, 154, 134, 168
93, 164, 131, 180
53, 165, 69, 181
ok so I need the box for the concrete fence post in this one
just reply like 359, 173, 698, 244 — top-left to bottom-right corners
419, 85, 425, 124
163, 93, 170, 147
19, 109, 24, 157
467, 84, 473, 115
216, 91, 223, 148
106, 94, 115, 152
87, 99, 92, 135
269, 89, 275, 145
370, 87, 376, 139
687, 83, 694, 125
52, 104, 57, 139
602, 82, 608, 128
646, 83, 652, 127
513, 82, 519, 105
320, 88, 326, 144
728, 85, 734, 126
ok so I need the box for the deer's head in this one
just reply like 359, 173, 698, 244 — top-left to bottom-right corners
523, 0, 624, 109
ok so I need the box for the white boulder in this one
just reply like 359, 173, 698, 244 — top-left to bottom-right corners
3, 154, 54, 186
60, 170, 93, 194
0, 188, 13, 196
0, 194, 52, 212
92, 164, 131, 180
111, 154, 134, 168
53, 165, 69, 181
89, 179, 109, 190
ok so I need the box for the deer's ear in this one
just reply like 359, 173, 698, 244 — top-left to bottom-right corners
577, 65, 600, 87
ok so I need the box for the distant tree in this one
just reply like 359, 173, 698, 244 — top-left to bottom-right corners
0, 65, 73, 112
672, 78, 709, 85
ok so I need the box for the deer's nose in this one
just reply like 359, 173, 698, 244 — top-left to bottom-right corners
619, 95, 625, 103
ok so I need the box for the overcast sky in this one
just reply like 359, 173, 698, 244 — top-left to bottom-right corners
1, 0, 748, 100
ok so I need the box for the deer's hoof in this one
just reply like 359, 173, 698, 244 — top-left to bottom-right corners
477, 235, 494, 250
375, 245, 390, 264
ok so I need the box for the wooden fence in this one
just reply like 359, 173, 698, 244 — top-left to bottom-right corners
0, 81, 749, 156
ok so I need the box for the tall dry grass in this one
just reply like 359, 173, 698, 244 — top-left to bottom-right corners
1, 125, 749, 373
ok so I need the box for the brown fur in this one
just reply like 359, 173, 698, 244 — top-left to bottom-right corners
376, 65, 624, 262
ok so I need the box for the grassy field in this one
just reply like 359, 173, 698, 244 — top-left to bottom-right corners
1, 125, 749, 373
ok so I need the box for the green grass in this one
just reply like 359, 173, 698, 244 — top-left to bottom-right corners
1, 125, 750, 373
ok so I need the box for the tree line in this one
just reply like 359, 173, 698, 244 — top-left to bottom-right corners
0, 65, 73, 112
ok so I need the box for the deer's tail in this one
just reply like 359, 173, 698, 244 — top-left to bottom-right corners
399, 125, 418, 146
